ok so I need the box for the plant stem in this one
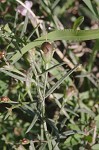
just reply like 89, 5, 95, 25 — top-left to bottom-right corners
42, 63, 49, 116
42, 63, 52, 149
41, 63, 48, 141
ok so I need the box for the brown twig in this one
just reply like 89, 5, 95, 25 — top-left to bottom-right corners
55, 48, 74, 69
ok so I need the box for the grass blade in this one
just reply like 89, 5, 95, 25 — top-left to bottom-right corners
0, 69, 26, 82
10, 29, 99, 64
83, 0, 99, 18
45, 64, 80, 98
73, 16, 84, 30
39, 62, 66, 76
26, 114, 38, 133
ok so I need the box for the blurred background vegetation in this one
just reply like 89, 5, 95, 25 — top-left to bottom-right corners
0, 0, 99, 149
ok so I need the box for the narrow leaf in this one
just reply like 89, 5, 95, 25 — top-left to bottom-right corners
45, 64, 80, 98
39, 62, 66, 76
0, 68, 26, 82
83, 0, 99, 18
26, 114, 38, 133
10, 29, 99, 64
73, 16, 84, 30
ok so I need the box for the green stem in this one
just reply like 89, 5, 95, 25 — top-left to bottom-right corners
41, 63, 48, 141
42, 63, 49, 116
43, 120, 52, 150
31, 58, 43, 101
42, 63, 52, 149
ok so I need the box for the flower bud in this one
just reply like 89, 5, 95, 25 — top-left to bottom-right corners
21, 138, 30, 145
41, 42, 54, 63
0, 96, 10, 102
0, 50, 6, 59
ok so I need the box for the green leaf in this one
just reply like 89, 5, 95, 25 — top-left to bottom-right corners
61, 130, 84, 137
4, 24, 11, 33
0, 67, 36, 85
25, 68, 33, 101
17, 145, 26, 150
95, 115, 99, 129
45, 64, 80, 98
92, 144, 99, 150
88, 39, 99, 72
29, 141, 36, 150
52, 139, 60, 150
39, 62, 66, 76
26, 114, 38, 133
77, 108, 95, 117
10, 28, 99, 64
10, 40, 43, 64
38, 143, 47, 150
68, 124, 80, 131
82, 0, 99, 19
20, 12, 29, 38
0, 68, 26, 82
47, 118, 59, 136
55, 98, 70, 119
84, 135, 92, 143
62, 134, 83, 149
36, 28, 99, 42
73, 16, 84, 30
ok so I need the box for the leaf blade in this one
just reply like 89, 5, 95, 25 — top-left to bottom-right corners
10, 29, 99, 64
45, 64, 80, 98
